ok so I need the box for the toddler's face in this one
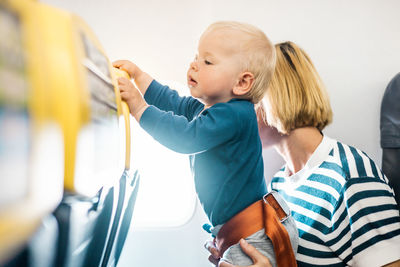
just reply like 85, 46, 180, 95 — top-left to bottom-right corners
187, 29, 243, 107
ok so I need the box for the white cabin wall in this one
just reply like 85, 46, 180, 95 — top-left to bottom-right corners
39, 0, 400, 266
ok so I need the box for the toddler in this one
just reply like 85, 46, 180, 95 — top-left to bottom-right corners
113, 21, 298, 266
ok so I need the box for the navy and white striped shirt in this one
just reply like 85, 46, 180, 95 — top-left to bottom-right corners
269, 136, 400, 266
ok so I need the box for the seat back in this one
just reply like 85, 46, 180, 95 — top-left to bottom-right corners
380, 73, 400, 210
1, 1, 140, 266
0, 1, 64, 264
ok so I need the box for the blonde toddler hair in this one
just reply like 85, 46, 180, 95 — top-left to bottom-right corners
205, 21, 276, 104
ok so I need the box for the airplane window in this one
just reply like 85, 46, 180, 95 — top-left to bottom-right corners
130, 81, 197, 228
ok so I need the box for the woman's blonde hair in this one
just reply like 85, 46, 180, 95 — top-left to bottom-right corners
262, 41, 332, 134
205, 21, 276, 104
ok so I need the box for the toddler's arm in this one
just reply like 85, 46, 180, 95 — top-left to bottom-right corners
139, 102, 240, 154
117, 75, 234, 154
117, 78, 238, 153
143, 80, 203, 120
113, 60, 202, 118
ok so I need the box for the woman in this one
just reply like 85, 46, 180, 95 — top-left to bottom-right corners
207, 41, 400, 267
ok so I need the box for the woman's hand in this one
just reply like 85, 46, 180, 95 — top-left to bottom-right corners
205, 239, 272, 267
219, 239, 272, 267
205, 239, 221, 266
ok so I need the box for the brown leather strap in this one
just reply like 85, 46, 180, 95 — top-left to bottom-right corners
216, 193, 297, 267
263, 196, 297, 267
216, 200, 264, 254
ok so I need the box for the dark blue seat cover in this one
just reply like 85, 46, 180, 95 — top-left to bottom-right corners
380, 73, 400, 210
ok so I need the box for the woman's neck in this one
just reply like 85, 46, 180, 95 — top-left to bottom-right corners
274, 127, 323, 175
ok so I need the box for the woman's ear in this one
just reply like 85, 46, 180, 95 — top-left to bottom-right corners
233, 72, 254, 96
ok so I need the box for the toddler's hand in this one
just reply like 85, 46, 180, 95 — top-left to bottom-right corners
113, 60, 142, 79
118, 77, 148, 121
113, 60, 153, 95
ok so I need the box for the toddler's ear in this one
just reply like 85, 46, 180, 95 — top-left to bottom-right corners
233, 72, 254, 96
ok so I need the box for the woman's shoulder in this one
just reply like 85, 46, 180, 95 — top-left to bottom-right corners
326, 137, 384, 180
270, 136, 386, 190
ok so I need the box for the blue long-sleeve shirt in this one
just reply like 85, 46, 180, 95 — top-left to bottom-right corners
140, 80, 267, 226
